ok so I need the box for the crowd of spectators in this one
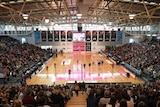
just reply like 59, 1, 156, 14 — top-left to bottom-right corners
0, 78, 160, 107
0, 79, 160, 107
0, 76, 160, 107
86, 80, 160, 107
0, 35, 160, 107
0, 83, 73, 107
0, 36, 53, 84
102, 39, 160, 81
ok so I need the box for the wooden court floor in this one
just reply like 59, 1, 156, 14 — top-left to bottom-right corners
26, 52, 144, 85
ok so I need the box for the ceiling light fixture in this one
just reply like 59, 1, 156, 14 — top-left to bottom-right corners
45, 19, 49, 23
129, 14, 136, 19
76, 14, 82, 19
22, 14, 29, 20
108, 22, 112, 25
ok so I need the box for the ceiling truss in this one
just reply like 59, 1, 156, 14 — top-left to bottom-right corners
0, 0, 159, 26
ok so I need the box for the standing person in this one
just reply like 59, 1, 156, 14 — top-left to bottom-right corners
81, 81, 86, 94
54, 63, 57, 77
83, 64, 86, 69
46, 66, 48, 74
98, 61, 101, 69
106, 96, 119, 107
122, 91, 134, 107
119, 99, 128, 107
88, 63, 91, 75
86, 89, 97, 107
101, 60, 104, 66
74, 81, 80, 96
98, 90, 111, 107
63, 61, 65, 65
68, 69, 71, 79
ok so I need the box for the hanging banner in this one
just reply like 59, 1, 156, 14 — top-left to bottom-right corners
85, 30, 91, 41
34, 30, 40, 44
67, 31, 73, 41
105, 31, 110, 41
98, 30, 104, 41
92, 31, 97, 41
61, 31, 66, 41
117, 30, 122, 42
41, 31, 47, 42
54, 31, 59, 41
48, 30, 53, 42
111, 30, 116, 41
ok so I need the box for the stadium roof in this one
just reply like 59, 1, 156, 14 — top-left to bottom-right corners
0, 0, 160, 26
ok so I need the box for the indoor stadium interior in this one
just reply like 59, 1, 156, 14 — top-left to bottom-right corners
0, 0, 160, 107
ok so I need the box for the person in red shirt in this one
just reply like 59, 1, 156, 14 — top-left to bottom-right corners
22, 89, 36, 106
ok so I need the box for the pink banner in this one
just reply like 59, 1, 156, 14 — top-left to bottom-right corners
73, 42, 85, 51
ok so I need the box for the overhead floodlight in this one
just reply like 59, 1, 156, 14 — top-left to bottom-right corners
22, 14, 28, 20
129, 17, 134, 19
149, 2, 156, 5
134, 0, 139, 3
129, 14, 135, 17
45, 19, 49, 23
76, 14, 82, 17
22, 14, 28, 17
108, 22, 112, 25
129, 14, 136, 19
76, 14, 82, 19
77, 16, 81, 19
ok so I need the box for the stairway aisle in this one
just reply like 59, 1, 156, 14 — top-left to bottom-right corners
66, 92, 87, 107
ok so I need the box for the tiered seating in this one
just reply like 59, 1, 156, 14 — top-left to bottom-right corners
102, 40, 160, 82
0, 84, 73, 107
0, 81, 160, 107
0, 36, 53, 84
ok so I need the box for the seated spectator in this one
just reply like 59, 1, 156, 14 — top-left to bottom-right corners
106, 95, 119, 107
50, 89, 65, 107
14, 99, 23, 107
98, 90, 111, 107
35, 90, 49, 107
138, 101, 146, 107
2, 98, 12, 107
121, 91, 134, 107
22, 89, 36, 107
0, 36, 54, 84
119, 99, 127, 107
